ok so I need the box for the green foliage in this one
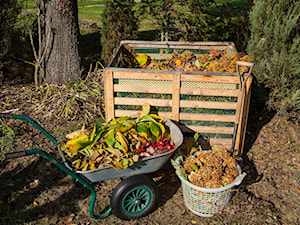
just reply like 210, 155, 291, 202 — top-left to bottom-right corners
247, 0, 300, 118
135, 0, 249, 48
175, 0, 215, 41
0, 119, 15, 156
177, 0, 249, 48
135, 0, 182, 41
0, 0, 21, 72
100, 0, 139, 64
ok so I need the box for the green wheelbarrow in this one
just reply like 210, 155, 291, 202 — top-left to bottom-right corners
0, 113, 183, 220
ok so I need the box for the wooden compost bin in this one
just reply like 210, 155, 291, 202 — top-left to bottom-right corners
103, 40, 253, 155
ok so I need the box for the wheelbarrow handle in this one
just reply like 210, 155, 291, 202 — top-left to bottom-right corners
0, 113, 13, 119
3, 151, 27, 160
0, 113, 58, 146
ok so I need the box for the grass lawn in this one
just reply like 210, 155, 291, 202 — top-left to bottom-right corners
78, 1, 104, 7
21, 0, 105, 9
78, 6, 104, 27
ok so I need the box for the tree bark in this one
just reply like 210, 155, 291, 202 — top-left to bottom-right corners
38, 0, 82, 84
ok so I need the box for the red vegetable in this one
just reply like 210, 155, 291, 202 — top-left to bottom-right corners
138, 137, 175, 158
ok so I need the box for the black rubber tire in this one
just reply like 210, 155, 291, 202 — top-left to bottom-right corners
110, 175, 158, 220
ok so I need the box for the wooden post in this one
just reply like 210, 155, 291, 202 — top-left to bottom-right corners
172, 73, 181, 121
103, 70, 115, 122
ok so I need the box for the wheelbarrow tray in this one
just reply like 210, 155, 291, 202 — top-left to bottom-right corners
70, 118, 183, 183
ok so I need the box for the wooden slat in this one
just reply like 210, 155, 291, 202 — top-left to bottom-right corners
113, 71, 174, 80
172, 73, 181, 121
237, 76, 253, 155
180, 100, 237, 110
180, 87, 239, 97
109, 67, 238, 79
115, 110, 172, 118
181, 74, 239, 83
114, 97, 172, 107
180, 125, 234, 134
120, 40, 237, 53
209, 138, 232, 146
179, 113, 235, 122
114, 84, 172, 94
104, 71, 115, 121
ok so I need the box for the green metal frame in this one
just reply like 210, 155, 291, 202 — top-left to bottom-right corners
0, 113, 111, 220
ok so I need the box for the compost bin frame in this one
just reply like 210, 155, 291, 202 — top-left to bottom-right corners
103, 40, 252, 155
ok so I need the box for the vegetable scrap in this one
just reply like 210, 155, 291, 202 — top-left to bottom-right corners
138, 137, 175, 158
132, 49, 252, 73
61, 104, 175, 171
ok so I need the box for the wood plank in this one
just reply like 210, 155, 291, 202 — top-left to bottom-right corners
237, 76, 253, 155
113, 71, 174, 80
115, 110, 172, 118
181, 74, 239, 83
114, 97, 172, 107
179, 113, 235, 122
172, 73, 181, 121
120, 40, 237, 52
104, 71, 115, 122
114, 84, 172, 94
181, 87, 239, 97
180, 125, 234, 134
107, 67, 237, 78
180, 100, 237, 110
209, 138, 232, 146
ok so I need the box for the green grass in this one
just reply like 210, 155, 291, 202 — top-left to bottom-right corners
78, 6, 104, 27
21, 0, 105, 9
78, 1, 104, 7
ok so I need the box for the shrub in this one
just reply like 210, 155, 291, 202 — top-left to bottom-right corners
100, 0, 139, 64
247, 0, 300, 118
0, 0, 21, 74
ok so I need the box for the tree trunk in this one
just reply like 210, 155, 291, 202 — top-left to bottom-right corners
38, 0, 82, 84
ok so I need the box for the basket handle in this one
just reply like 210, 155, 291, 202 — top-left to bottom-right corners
233, 172, 247, 186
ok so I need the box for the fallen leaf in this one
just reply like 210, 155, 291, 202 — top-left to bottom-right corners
33, 201, 39, 206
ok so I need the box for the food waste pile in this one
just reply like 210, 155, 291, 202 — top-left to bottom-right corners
131, 48, 252, 73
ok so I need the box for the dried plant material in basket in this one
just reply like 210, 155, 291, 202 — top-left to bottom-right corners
183, 145, 239, 188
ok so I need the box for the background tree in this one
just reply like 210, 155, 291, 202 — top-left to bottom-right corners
247, 0, 300, 118
175, 0, 215, 42
135, 0, 179, 41
37, 0, 82, 84
100, 0, 139, 64
0, 0, 21, 79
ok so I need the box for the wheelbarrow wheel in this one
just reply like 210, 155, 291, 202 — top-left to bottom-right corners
110, 175, 158, 220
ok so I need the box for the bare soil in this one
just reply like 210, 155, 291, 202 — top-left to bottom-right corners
0, 81, 299, 225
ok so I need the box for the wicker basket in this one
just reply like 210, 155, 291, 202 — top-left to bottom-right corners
172, 151, 246, 217
176, 164, 246, 217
